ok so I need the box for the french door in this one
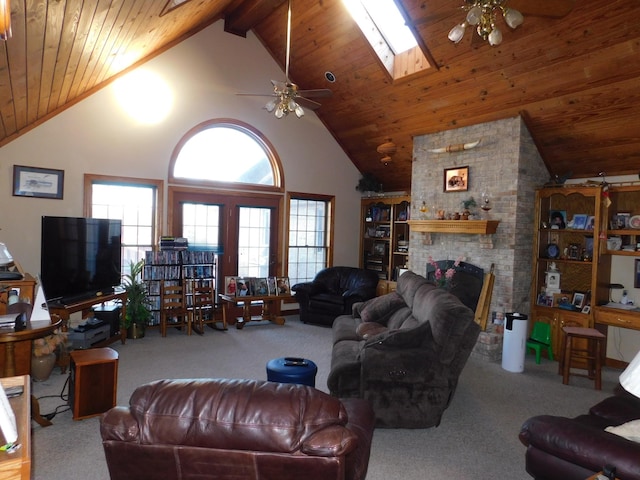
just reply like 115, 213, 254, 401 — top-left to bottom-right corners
169, 189, 282, 295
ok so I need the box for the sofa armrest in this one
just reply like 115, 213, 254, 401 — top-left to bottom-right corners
301, 425, 358, 457
519, 415, 640, 479
291, 281, 326, 298
100, 407, 140, 442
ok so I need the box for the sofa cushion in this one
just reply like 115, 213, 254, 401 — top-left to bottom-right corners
395, 271, 431, 308
590, 391, 640, 425
355, 292, 406, 324
412, 285, 475, 364
129, 378, 348, 453
362, 321, 431, 350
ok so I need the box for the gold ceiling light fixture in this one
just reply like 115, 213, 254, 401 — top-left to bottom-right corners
0, 0, 11, 40
448, 0, 524, 46
377, 139, 397, 166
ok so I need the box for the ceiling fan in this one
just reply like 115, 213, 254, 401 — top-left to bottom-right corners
237, 0, 331, 118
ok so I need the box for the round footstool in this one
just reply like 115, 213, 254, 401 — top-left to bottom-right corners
266, 357, 318, 387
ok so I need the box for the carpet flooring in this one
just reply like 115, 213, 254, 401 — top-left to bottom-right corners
30, 315, 621, 479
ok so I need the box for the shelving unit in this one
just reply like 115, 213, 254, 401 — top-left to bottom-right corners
593, 183, 640, 349
360, 196, 410, 295
529, 185, 609, 357
143, 250, 217, 327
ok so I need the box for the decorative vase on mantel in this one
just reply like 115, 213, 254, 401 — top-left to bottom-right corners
31, 352, 57, 382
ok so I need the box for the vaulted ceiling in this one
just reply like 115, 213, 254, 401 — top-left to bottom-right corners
1, 0, 639, 192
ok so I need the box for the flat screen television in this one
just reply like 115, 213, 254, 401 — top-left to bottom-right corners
41, 216, 122, 304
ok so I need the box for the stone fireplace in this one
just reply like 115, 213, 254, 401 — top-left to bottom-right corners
409, 116, 549, 319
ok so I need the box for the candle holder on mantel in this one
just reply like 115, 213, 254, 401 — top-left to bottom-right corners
481, 190, 493, 219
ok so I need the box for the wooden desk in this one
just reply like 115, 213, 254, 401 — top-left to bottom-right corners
594, 306, 640, 366
219, 294, 290, 329
48, 291, 128, 346
0, 376, 31, 480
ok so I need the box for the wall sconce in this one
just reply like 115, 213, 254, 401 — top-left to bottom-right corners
0, 0, 11, 40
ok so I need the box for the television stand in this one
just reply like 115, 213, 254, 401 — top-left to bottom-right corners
48, 291, 127, 372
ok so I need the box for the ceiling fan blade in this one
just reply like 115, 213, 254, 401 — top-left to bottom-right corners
236, 93, 277, 97
507, 0, 575, 18
296, 97, 322, 110
297, 88, 332, 99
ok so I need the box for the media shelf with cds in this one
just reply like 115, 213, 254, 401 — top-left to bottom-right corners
143, 250, 217, 328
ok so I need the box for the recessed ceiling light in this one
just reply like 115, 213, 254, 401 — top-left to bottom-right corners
325, 71, 336, 83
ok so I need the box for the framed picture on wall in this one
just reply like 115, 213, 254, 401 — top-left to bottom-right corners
12, 165, 64, 199
443, 166, 469, 192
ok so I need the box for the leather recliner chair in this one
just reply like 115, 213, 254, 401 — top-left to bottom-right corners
292, 266, 379, 326
100, 378, 375, 480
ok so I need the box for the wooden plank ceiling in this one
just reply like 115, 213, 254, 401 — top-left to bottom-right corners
1, 0, 639, 192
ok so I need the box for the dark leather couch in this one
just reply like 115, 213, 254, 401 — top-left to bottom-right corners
100, 378, 375, 480
519, 387, 640, 480
328, 270, 480, 428
292, 266, 379, 326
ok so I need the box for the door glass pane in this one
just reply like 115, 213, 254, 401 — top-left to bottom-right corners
182, 203, 221, 250
238, 207, 271, 277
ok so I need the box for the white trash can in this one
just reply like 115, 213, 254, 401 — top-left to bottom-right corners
502, 312, 529, 373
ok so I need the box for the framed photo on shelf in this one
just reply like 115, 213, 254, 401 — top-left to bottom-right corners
585, 215, 596, 230
373, 242, 386, 256
267, 277, 277, 296
571, 214, 588, 230
276, 277, 290, 296
581, 305, 591, 314
443, 166, 469, 192
13, 165, 64, 199
572, 291, 587, 309
614, 212, 630, 229
549, 210, 567, 229
552, 293, 570, 308
224, 276, 237, 296
235, 277, 250, 297
251, 277, 269, 296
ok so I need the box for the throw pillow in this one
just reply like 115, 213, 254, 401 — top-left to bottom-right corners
359, 292, 406, 325
605, 419, 640, 443
356, 321, 388, 340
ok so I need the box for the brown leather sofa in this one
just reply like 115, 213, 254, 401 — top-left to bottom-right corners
519, 387, 640, 480
100, 378, 375, 480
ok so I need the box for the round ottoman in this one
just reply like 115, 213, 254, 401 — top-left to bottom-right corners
266, 357, 318, 387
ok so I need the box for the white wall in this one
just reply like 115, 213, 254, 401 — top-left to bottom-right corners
0, 21, 362, 276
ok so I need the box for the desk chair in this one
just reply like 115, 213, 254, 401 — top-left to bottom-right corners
526, 321, 553, 364
160, 282, 191, 337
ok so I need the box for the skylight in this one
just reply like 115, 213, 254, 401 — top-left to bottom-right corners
343, 0, 418, 55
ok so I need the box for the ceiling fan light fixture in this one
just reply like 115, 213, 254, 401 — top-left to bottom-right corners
0, 0, 11, 40
449, 1, 523, 46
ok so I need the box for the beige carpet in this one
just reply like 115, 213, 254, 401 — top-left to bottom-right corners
30, 316, 620, 480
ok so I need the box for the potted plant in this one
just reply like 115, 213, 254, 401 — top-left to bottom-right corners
122, 259, 151, 339
461, 197, 477, 219
356, 173, 382, 196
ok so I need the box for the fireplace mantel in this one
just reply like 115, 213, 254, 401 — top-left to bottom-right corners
408, 220, 500, 235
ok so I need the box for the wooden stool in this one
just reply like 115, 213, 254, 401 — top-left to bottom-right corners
560, 326, 605, 390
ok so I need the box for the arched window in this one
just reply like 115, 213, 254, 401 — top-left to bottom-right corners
169, 119, 283, 191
